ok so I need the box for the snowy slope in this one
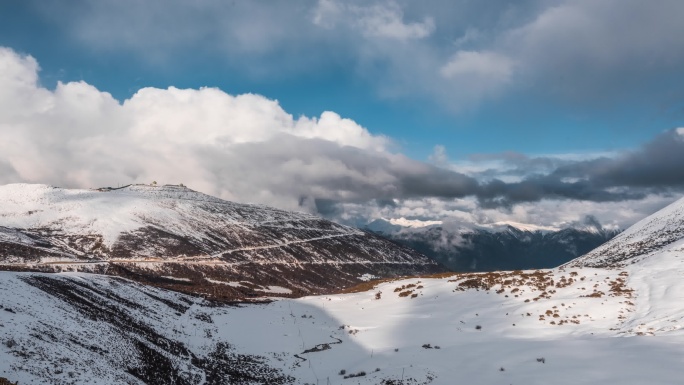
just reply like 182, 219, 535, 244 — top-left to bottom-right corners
2, 250, 684, 385
0, 183, 360, 254
0, 184, 442, 299
1, 191, 683, 384
567, 196, 684, 267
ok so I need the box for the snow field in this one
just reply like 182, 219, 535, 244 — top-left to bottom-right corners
3, 252, 684, 385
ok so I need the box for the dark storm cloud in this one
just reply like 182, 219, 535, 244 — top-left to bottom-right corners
552, 130, 684, 189
419, 129, 684, 208
397, 166, 479, 198
480, 129, 684, 206
207, 135, 481, 206
313, 198, 342, 217
476, 177, 646, 209
272, 129, 684, 211
467, 151, 575, 179
222, 130, 681, 213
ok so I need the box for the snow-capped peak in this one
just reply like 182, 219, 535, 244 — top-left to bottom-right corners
0, 183, 312, 247
387, 217, 443, 228
484, 221, 560, 233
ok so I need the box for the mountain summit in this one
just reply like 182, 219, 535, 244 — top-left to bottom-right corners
0, 183, 443, 299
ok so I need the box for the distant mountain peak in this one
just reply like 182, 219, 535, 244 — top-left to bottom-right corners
386, 217, 443, 228
483, 221, 560, 233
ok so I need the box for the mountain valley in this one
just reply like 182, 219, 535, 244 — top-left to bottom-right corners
366, 218, 619, 272
1, 187, 684, 384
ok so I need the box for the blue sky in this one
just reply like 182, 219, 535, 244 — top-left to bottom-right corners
1, 0, 683, 228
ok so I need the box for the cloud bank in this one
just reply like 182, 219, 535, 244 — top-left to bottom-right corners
0, 47, 682, 228
30, 0, 684, 112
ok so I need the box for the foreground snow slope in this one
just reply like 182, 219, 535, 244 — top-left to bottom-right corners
2, 242, 683, 385
0, 184, 442, 299
2, 191, 683, 384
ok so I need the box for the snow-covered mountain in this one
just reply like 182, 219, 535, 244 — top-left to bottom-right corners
1, 194, 683, 384
566, 196, 684, 268
366, 217, 619, 272
0, 184, 443, 300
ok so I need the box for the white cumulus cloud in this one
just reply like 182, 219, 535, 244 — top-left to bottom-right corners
0, 47, 397, 211
1, 46, 679, 230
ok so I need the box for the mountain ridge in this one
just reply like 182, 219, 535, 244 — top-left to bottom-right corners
0, 183, 444, 300
366, 218, 619, 272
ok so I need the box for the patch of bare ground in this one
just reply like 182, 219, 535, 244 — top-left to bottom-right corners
3, 257, 443, 303
449, 270, 554, 294
608, 275, 633, 298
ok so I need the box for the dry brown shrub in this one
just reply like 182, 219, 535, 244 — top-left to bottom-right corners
608, 277, 634, 298
458, 278, 490, 291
